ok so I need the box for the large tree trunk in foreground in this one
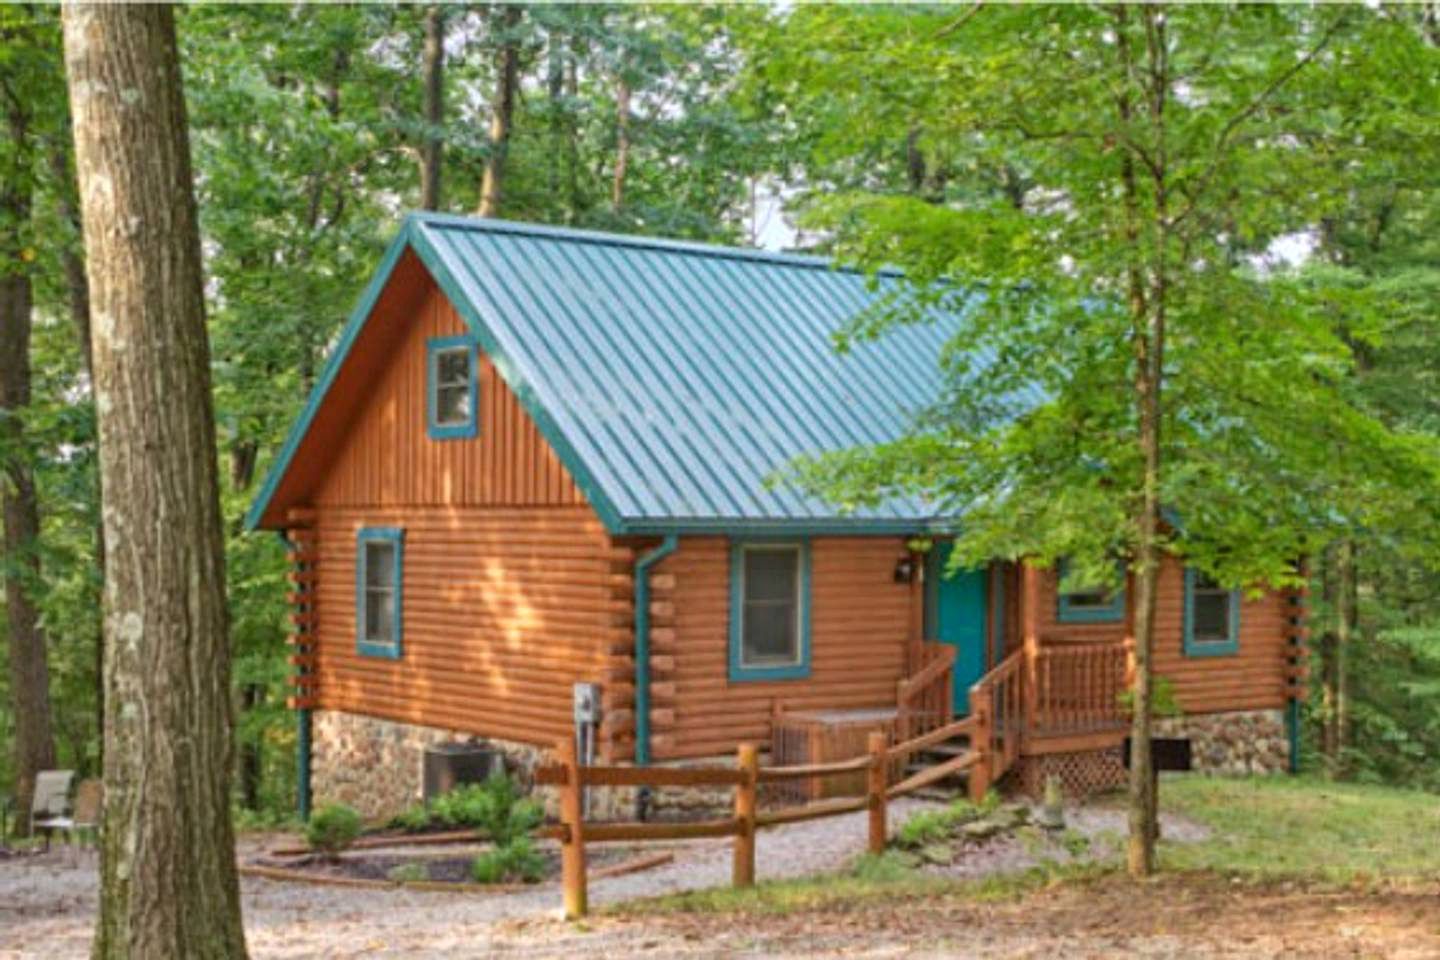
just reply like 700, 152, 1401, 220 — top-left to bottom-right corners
0, 111, 57, 830
419, 5, 444, 210
62, 6, 248, 958
477, 5, 521, 217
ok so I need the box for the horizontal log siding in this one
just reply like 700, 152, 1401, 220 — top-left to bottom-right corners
653, 536, 913, 761
1036, 556, 1289, 715
315, 284, 585, 509
312, 506, 622, 744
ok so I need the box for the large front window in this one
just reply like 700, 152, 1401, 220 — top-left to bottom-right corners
729, 541, 810, 681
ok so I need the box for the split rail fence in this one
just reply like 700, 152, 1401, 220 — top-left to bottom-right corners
534, 714, 978, 919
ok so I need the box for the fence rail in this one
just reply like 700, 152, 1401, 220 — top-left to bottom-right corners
538, 712, 979, 918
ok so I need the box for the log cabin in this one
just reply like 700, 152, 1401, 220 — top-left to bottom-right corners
247, 213, 1309, 818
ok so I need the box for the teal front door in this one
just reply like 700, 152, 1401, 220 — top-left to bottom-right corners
928, 544, 989, 716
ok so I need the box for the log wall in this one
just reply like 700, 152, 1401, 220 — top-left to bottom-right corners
314, 283, 586, 509
310, 505, 629, 746
646, 536, 915, 762
1033, 556, 1291, 714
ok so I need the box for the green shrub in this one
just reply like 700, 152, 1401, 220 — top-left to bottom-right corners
390, 803, 432, 833
306, 803, 362, 858
430, 772, 542, 843
895, 799, 981, 848
471, 836, 546, 884
386, 861, 430, 883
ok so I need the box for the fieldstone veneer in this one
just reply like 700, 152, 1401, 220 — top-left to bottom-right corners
1154, 708, 1290, 776
310, 710, 735, 821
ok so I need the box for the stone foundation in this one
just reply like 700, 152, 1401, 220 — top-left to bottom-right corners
311, 710, 551, 820
310, 709, 736, 821
1154, 708, 1290, 776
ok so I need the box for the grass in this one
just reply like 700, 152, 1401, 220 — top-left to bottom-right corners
1158, 774, 1440, 884
609, 851, 1107, 918
613, 776, 1440, 918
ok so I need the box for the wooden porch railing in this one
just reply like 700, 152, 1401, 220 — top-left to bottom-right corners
1031, 639, 1131, 736
967, 648, 1025, 798
895, 641, 956, 744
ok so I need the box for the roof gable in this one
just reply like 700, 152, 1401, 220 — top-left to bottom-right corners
248, 214, 977, 534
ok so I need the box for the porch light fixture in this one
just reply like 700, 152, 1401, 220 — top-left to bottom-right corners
893, 556, 916, 584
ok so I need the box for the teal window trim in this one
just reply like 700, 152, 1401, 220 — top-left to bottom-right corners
1056, 558, 1126, 624
356, 527, 404, 659
426, 335, 478, 440
728, 539, 811, 682
1182, 567, 1240, 657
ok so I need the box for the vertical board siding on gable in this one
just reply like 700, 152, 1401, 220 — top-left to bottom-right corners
1036, 557, 1289, 714
653, 536, 912, 761
314, 284, 585, 509
312, 506, 624, 744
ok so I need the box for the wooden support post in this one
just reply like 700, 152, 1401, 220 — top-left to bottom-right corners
866, 731, 888, 855
968, 687, 991, 804
557, 737, 587, 919
733, 743, 758, 887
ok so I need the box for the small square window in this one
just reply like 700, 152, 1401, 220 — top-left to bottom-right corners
1184, 569, 1239, 656
1056, 558, 1126, 623
426, 337, 477, 439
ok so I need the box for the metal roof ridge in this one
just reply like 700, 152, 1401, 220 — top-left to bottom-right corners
406, 211, 906, 278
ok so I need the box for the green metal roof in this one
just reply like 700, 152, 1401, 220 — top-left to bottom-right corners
248, 213, 1002, 535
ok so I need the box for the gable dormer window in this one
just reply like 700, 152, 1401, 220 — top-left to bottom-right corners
426, 335, 478, 439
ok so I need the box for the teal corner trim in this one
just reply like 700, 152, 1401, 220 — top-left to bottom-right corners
356, 527, 404, 659
1181, 567, 1241, 657
245, 223, 417, 531
297, 707, 313, 821
727, 539, 812, 682
404, 219, 628, 533
425, 335, 479, 440
635, 534, 679, 766
1055, 557, 1126, 624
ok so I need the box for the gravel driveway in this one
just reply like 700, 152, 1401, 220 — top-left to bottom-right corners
0, 799, 1204, 959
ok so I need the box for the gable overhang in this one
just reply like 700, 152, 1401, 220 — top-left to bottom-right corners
245, 219, 630, 533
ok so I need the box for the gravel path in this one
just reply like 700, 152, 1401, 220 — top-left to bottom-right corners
0, 800, 1210, 959
0, 799, 938, 959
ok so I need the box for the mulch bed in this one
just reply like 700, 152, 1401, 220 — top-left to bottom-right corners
245, 843, 674, 893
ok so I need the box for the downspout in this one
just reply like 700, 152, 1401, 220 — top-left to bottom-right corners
278, 531, 313, 821
634, 534, 679, 768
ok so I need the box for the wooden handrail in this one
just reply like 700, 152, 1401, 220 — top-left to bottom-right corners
895, 641, 956, 743
966, 648, 1026, 802
1031, 639, 1129, 737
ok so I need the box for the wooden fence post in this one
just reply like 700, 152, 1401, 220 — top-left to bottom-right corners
733, 742, 758, 887
866, 731, 887, 855
557, 737, 587, 919
968, 688, 991, 804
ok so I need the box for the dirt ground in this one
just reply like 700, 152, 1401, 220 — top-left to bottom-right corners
497, 875, 1440, 959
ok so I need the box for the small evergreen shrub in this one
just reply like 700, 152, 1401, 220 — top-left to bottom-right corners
306, 803, 362, 858
391, 803, 431, 833
470, 836, 546, 884
426, 772, 543, 841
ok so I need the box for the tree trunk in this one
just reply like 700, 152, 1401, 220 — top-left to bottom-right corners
612, 76, 630, 211
419, 5, 444, 210
1334, 538, 1357, 770
0, 102, 57, 832
48, 129, 107, 775
62, 6, 248, 958
477, 5, 521, 217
